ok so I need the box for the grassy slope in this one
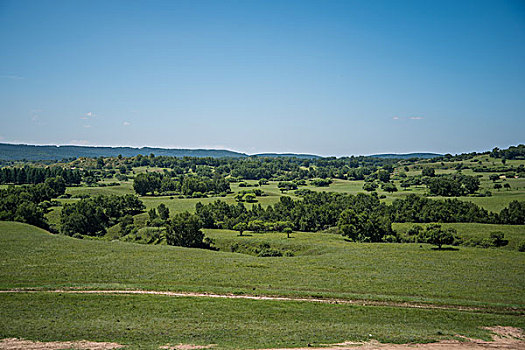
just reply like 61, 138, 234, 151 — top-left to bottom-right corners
1, 222, 524, 308
1, 292, 523, 350
1, 221, 524, 348
393, 222, 525, 250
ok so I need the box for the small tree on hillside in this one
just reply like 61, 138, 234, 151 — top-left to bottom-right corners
233, 222, 247, 236
423, 224, 456, 250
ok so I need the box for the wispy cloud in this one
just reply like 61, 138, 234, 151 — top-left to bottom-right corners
31, 110, 45, 125
82, 124, 92, 129
0, 136, 4, 141
122, 121, 131, 126
0, 74, 24, 80
392, 116, 424, 121
81, 112, 95, 120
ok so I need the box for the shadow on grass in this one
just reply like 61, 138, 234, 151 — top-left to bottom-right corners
431, 246, 460, 251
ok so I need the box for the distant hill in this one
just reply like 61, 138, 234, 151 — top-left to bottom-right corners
370, 153, 442, 159
0, 143, 444, 161
253, 153, 321, 159
0, 143, 248, 160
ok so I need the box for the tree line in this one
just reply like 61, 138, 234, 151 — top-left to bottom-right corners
0, 166, 81, 185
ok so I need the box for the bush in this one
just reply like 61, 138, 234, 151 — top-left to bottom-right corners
257, 248, 283, 257
518, 241, 525, 252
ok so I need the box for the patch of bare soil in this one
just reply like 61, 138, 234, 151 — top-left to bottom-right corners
259, 327, 525, 350
160, 344, 216, 349
0, 338, 123, 350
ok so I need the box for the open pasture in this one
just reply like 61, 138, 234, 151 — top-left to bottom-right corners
1, 222, 523, 309
1, 292, 523, 350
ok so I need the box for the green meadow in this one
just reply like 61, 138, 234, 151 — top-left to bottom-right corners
0, 221, 524, 348
3, 153, 525, 348
1, 292, 523, 350
1, 222, 523, 308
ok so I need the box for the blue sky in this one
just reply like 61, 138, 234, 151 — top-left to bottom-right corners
1, 0, 524, 156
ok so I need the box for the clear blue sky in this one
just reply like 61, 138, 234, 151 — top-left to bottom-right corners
1, 0, 524, 156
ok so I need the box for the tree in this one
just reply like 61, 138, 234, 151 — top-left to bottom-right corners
489, 232, 508, 247
233, 222, 247, 236
148, 208, 158, 220
157, 203, 169, 220
165, 212, 205, 247
338, 209, 392, 242
423, 225, 455, 249
422, 168, 435, 177
489, 174, 499, 182
377, 169, 390, 183
363, 182, 378, 192
243, 193, 257, 203
44, 176, 66, 197
499, 201, 525, 224
283, 227, 292, 238
382, 182, 398, 193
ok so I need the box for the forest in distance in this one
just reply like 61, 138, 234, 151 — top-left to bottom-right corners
0, 144, 524, 253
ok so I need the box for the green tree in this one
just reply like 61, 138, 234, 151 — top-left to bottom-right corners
148, 208, 158, 221
157, 203, 170, 220
363, 182, 378, 192
377, 169, 390, 182
233, 222, 247, 236
165, 212, 204, 247
381, 182, 398, 193
422, 168, 435, 177
423, 225, 455, 249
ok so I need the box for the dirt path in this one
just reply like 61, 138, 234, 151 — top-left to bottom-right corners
257, 327, 525, 349
0, 289, 522, 315
1, 327, 524, 349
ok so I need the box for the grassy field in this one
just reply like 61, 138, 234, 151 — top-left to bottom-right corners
393, 222, 525, 250
1, 221, 523, 308
58, 167, 525, 218
1, 217, 524, 348
1, 292, 523, 350
6, 156, 525, 348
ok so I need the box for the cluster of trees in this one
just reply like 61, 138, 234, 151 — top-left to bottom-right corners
390, 194, 493, 223
133, 173, 230, 196
401, 224, 458, 249
195, 191, 390, 234
310, 178, 332, 187
426, 174, 480, 196
0, 167, 81, 185
193, 190, 523, 240
490, 145, 525, 160
0, 177, 67, 228
60, 194, 144, 236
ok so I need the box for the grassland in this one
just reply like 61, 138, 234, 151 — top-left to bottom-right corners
1, 292, 523, 350
4, 153, 525, 348
2, 221, 524, 308
393, 222, 525, 250
1, 221, 524, 348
